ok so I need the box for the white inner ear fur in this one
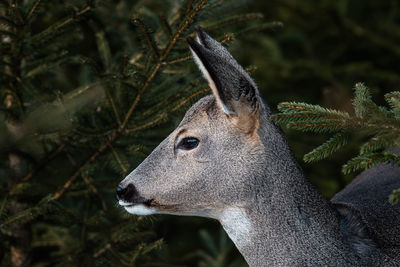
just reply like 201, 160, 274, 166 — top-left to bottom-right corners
189, 47, 233, 115
196, 34, 203, 45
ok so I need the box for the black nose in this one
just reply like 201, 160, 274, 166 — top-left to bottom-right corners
116, 183, 136, 202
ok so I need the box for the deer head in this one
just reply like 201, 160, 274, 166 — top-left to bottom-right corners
117, 26, 275, 219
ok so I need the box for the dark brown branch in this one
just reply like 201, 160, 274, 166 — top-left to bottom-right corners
21, 145, 65, 183
81, 175, 108, 211
207, 13, 264, 31
161, 0, 209, 60
26, 0, 41, 21
185, 0, 194, 17
132, 18, 159, 61
31, 5, 91, 42
125, 87, 210, 133
52, 132, 117, 201
105, 87, 122, 126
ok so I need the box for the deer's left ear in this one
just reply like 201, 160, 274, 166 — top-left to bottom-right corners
187, 26, 261, 134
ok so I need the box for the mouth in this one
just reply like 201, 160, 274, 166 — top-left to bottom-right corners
118, 199, 157, 216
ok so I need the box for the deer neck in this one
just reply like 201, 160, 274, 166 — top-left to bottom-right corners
217, 123, 359, 266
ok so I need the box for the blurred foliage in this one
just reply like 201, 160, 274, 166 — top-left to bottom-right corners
271, 83, 400, 190
1, 0, 400, 266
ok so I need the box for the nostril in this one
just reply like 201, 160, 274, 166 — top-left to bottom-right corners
116, 185, 126, 201
116, 183, 137, 202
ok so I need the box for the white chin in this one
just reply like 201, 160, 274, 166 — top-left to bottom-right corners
120, 203, 156, 216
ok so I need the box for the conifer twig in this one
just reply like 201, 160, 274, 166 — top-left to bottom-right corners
52, 133, 118, 201
21, 145, 65, 183
11, 1, 24, 25
120, 63, 162, 130
109, 144, 128, 174
132, 19, 159, 62
185, 0, 194, 17
105, 87, 122, 126
26, 0, 41, 22
164, 55, 192, 65
207, 13, 264, 31
161, 0, 209, 60
125, 87, 210, 133
81, 174, 107, 210
31, 5, 92, 42
93, 236, 123, 258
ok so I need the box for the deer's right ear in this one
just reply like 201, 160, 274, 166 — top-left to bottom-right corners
187, 26, 261, 134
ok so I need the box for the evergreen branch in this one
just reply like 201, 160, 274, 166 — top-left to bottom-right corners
0, 195, 53, 227
25, 56, 72, 78
185, 0, 195, 17
342, 152, 400, 175
207, 13, 264, 31
304, 132, 349, 162
120, 63, 162, 130
10, 1, 24, 25
385, 91, 400, 116
0, 29, 16, 38
171, 88, 210, 112
30, 5, 92, 42
159, 15, 172, 37
276, 102, 350, 116
73, 128, 116, 138
26, 0, 41, 22
389, 188, 400, 205
353, 82, 372, 118
93, 235, 123, 258
52, 132, 118, 201
161, 0, 209, 60
164, 55, 192, 65
109, 144, 129, 175
286, 122, 346, 133
64, 81, 102, 101
81, 174, 107, 210
361, 100, 390, 120
126, 113, 167, 133
20, 145, 65, 183
125, 87, 210, 133
0, 195, 9, 222
105, 87, 122, 127
0, 16, 15, 26
360, 133, 399, 154
132, 18, 159, 62
235, 21, 284, 36
94, 29, 112, 71
271, 113, 347, 124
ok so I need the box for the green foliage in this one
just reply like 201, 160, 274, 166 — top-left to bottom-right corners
195, 228, 246, 267
272, 83, 400, 203
0, 0, 273, 265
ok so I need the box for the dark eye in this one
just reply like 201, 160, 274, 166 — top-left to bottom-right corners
177, 137, 199, 150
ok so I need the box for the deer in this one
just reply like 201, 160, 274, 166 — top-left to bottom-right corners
117, 26, 400, 266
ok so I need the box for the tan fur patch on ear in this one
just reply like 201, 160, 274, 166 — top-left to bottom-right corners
229, 98, 260, 137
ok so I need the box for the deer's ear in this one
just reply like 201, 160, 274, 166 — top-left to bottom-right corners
187, 26, 260, 133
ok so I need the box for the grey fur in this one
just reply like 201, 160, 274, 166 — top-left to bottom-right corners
118, 27, 400, 266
